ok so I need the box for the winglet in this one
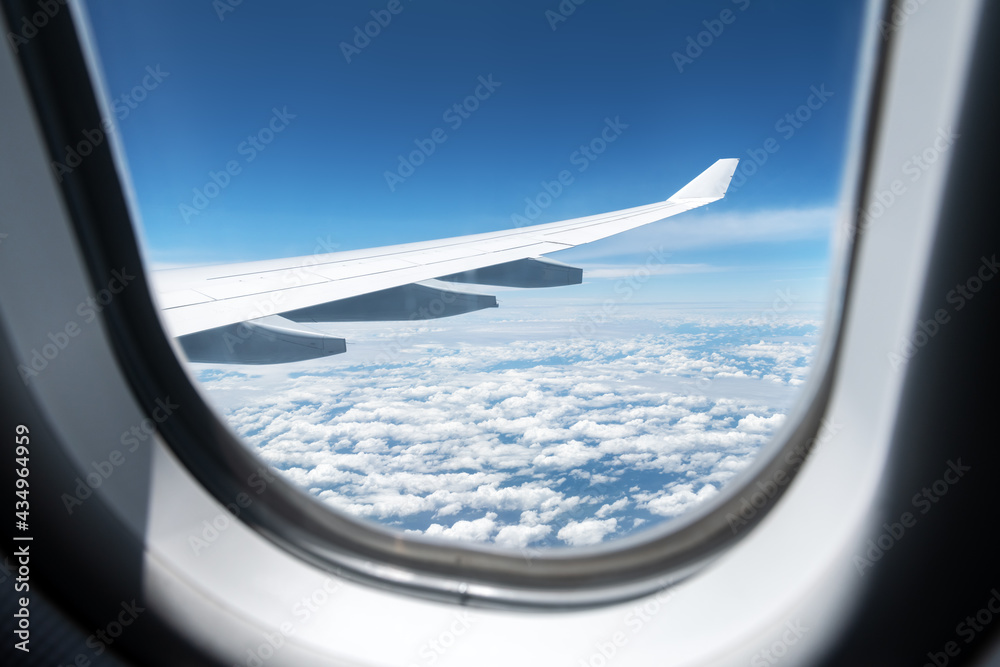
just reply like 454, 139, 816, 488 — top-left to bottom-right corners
667, 158, 740, 202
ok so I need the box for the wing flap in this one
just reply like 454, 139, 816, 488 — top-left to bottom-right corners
438, 257, 582, 288
178, 315, 346, 364
284, 281, 497, 322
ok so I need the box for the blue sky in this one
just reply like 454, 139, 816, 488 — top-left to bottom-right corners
83, 0, 867, 304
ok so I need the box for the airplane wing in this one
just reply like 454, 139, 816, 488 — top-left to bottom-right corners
154, 158, 739, 363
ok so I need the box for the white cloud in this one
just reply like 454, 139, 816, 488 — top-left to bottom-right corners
531, 440, 602, 469
643, 483, 720, 518
737, 413, 787, 433
194, 305, 819, 548
558, 518, 619, 546
494, 523, 552, 549
423, 513, 499, 543
595, 498, 629, 518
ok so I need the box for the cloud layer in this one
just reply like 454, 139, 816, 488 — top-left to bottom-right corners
194, 305, 820, 550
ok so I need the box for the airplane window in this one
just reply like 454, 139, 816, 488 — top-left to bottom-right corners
81, 1, 867, 551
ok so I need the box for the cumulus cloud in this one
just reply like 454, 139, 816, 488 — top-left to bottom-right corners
595, 498, 629, 518
423, 513, 499, 542
193, 305, 819, 549
495, 523, 553, 549
737, 413, 787, 433
558, 518, 619, 546
642, 483, 720, 518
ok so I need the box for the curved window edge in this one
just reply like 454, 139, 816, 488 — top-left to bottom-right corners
4, 0, 894, 609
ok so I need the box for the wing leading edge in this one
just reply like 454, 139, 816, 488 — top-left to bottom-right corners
158, 158, 739, 363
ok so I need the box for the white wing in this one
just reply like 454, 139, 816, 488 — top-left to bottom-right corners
154, 159, 738, 363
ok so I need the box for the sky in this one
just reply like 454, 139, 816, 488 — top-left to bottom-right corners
80, 1, 869, 547
83, 0, 867, 305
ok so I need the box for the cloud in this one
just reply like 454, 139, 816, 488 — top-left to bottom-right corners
531, 440, 603, 469
194, 305, 818, 548
595, 498, 629, 518
557, 518, 619, 546
643, 483, 719, 518
423, 513, 499, 542
737, 413, 787, 433
494, 523, 553, 549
